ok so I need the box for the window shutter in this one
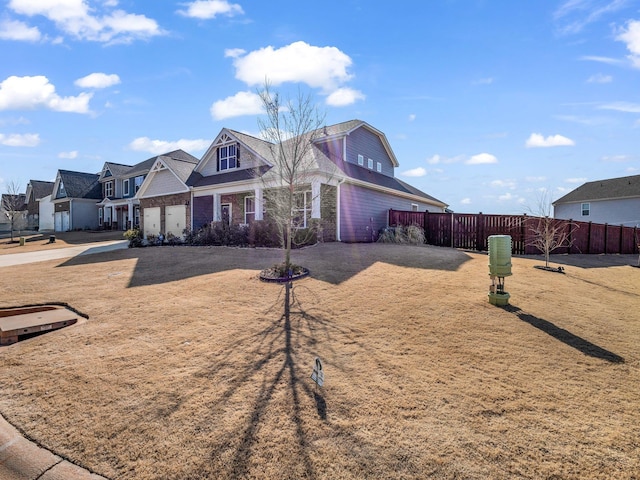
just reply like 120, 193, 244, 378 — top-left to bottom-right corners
216, 148, 220, 171
236, 144, 240, 168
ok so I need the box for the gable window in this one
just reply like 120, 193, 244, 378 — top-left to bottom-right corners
104, 181, 113, 198
123, 179, 130, 197
581, 203, 590, 216
376, 162, 382, 173
218, 144, 238, 171
358, 154, 364, 166
293, 191, 312, 228
368, 158, 374, 170
134, 176, 144, 193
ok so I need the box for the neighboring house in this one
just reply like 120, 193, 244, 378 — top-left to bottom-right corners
0, 193, 27, 232
97, 152, 178, 231
164, 119, 447, 242
24, 180, 55, 230
51, 170, 102, 231
135, 150, 200, 238
38, 193, 55, 231
553, 174, 640, 227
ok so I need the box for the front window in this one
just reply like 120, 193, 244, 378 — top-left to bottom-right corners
104, 181, 113, 198
244, 196, 255, 224
98, 208, 103, 226
219, 144, 237, 171
293, 191, 312, 228
123, 179, 130, 196
411, 204, 419, 212
134, 176, 144, 193
368, 158, 374, 170
581, 203, 590, 216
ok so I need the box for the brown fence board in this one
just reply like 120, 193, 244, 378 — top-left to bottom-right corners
388, 209, 639, 255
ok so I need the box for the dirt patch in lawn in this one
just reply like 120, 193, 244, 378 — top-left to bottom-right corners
0, 243, 638, 479
0, 230, 125, 255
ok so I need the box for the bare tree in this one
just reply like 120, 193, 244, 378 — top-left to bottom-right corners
2, 180, 26, 242
525, 190, 578, 268
257, 84, 327, 273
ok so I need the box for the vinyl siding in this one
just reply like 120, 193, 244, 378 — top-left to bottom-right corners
193, 195, 213, 230
555, 197, 640, 227
339, 183, 439, 242
144, 169, 186, 197
345, 127, 394, 177
199, 144, 263, 177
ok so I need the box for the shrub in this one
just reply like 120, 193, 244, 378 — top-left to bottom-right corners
123, 228, 143, 248
405, 224, 425, 245
248, 220, 281, 248
165, 232, 183, 246
377, 224, 424, 245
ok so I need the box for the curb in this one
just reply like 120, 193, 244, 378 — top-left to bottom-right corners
0, 413, 107, 480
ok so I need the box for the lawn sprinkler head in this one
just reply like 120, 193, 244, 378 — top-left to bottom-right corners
488, 235, 512, 306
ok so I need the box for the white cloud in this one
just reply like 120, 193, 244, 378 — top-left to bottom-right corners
601, 154, 631, 162
587, 73, 612, 83
426, 154, 464, 164
466, 153, 497, 165
490, 179, 516, 189
400, 167, 426, 177
554, 0, 628, 35
224, 48, 245, 58
0, 132, 40, 146
74, 73, 121, 89
580, 55, 625, 65
616, 20, 640, 68
525, 176, 547, 182
599, 101, 640, 113
525, 133, 575, 147
0, 75, 92, 113
565, 177, 587, 184
408, 114, 416, 122
325, 87, 365, 106
473, 77, 494, 85
230, 41, 353, 92
460, 198, 471, 205
58, 150, 78, 159
0, 19, 41, 41
177, 0, 244, 19
210, 91, 263, 120
129, 137, 211, 155
7, 0, 164, 44
498, 192, 516, 201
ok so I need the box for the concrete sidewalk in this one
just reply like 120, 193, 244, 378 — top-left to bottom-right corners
0, 240, 128, 268
0, 413, 107, 479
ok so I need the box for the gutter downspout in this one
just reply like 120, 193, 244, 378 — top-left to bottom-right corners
336, 178, 345, 242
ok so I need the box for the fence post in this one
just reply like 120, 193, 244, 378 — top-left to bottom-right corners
476, 212, 483, 252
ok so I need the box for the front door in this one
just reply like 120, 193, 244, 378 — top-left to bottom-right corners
221, 204, 231, 225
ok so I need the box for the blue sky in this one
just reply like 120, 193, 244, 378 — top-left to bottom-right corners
0, 0, 639, 214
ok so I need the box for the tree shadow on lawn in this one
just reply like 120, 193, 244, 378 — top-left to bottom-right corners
56, 243, 473, 288
504, 305, 624, 364
188, 282, 407, 479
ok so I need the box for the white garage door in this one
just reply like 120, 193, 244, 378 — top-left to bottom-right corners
165, 205, 186, 238
143, 207, 161, 238
54, 211, 70, 232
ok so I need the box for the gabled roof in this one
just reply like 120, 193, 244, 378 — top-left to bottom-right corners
28, 180, 55, 200
56, 170, 101, 199
136, 151, 200, 198
553, 174, 640, 204
312, 119, 400, 167
101, 162, 132, 179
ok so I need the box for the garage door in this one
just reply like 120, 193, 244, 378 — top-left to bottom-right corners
165, 205, 186, 238
143, 207, 161, 238
54, 211, 70, 232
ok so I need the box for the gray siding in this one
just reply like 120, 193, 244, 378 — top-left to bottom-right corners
144, 169, 185, 197
555, 198, 640, 227
339, 183, 438, 242
71, 199, 99, 230
345, 127, 394, 177
193, 195, 213, 230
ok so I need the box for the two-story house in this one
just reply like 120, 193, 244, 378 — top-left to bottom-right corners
51, 170, 102, 231
97, 150, 196, 231
24, 180, 55, 230
138, 119, 447, 242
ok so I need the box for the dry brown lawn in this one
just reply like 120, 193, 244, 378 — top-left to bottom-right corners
0, 241, 638, 479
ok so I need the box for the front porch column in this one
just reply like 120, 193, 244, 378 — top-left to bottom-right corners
255, 187, 264, 221
213, 193, 221, 222
127, 200, 133, 230
311, 181, 321, 219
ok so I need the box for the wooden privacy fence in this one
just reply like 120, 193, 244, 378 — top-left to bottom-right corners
388, 210, 640, 255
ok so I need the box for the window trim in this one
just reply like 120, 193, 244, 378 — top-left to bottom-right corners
104, 181, 113, 198
367, 158, 374, 170
219, 144, 238, 171
581, 202, 590, 216
134, 176, 144, 194
376, 161, 382, 173
411, 203, 419, 212
358, 154, 364, 166
293, 190, 312, 228
244, 196, 255, 224
123, 179, 130, 197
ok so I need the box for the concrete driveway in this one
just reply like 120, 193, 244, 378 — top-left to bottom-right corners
0, 240, 128, 268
